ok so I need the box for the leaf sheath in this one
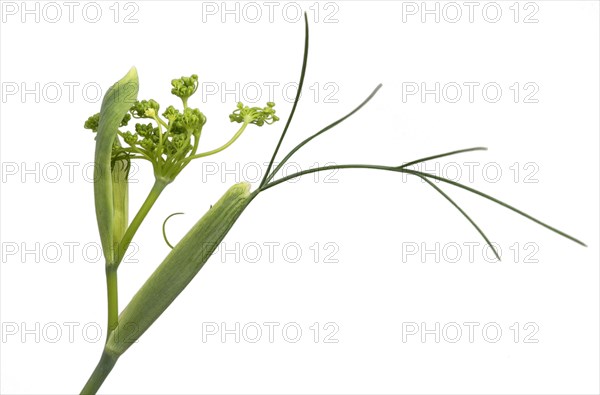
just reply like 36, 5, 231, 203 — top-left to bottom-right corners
105, 182, 254, 356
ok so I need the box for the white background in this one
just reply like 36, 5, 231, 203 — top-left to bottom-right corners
1, 1, 599, 394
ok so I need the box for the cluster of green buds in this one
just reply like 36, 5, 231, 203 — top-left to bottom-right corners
229, 101, 280, 126
84, 74, 280, 184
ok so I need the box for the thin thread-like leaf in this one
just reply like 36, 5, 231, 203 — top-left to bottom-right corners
402, 169, 587, 246
260, 13, 309, 188
398, 147, 487, 169
262, 163, 586, 246
262, 84, 383, 186
419, 176, 501, 261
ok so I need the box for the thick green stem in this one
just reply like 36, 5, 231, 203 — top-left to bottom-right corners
115, 179, 168, 266
80, 348, 119, 395
106, 158, 128, 335
105, 267, 119, 335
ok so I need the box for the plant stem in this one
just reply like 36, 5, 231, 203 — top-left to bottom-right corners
106, 159, 128, 335
184, 122, 248, 162
105, 266, 119, 335
115, 179, 169, 266
80, 348, 119, 395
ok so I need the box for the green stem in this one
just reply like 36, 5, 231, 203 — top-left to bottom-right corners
191, 128, 202, 155
164, 123, 249, 181
183, 122, 249, 162
80, 349, 119, 395
115, 179, 169, 266
105, 267, 119, 335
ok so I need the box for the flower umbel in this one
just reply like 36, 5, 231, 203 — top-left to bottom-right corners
84, 74, 279, 183
171, 74, 199, 106
229, 101, 280, 126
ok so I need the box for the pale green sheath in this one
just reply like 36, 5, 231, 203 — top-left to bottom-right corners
108, 182, 253, 355
94, 67, 139, 266
82, 182, 254, 393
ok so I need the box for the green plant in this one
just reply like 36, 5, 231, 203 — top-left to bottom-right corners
80, 14, 585, 394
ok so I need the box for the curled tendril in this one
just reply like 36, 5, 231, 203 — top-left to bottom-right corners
162, 212, 185, 249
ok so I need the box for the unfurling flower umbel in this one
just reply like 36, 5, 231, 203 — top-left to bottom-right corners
170, 74, 198, 105
84, 74, 279, 183
229, 101, 280, 126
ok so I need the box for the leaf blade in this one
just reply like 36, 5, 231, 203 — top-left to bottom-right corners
94, 67, 139, 265
106, 182, 254, 356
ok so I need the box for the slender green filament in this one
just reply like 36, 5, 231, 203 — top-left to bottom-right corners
162, 212, 184, 249
180, 122, 249, 163
260, 13, 310, 189
399, 147, 488, 169
260, 163, 586, 248
264, 83, 383, 185
418, 175, 500, 261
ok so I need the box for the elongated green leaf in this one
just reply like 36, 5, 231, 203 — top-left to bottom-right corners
106, 182, 254, 356
94, 67, 139, 265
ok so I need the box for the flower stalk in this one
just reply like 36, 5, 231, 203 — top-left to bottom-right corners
114, 178, 168, 266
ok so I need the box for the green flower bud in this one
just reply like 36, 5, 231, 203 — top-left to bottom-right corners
130, 99, 160, 119
162, 105, 180, 122
84, 113, 101, 132
229, 101, 280, 126
123, 131, 138, 145
171, 74, 199, 100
